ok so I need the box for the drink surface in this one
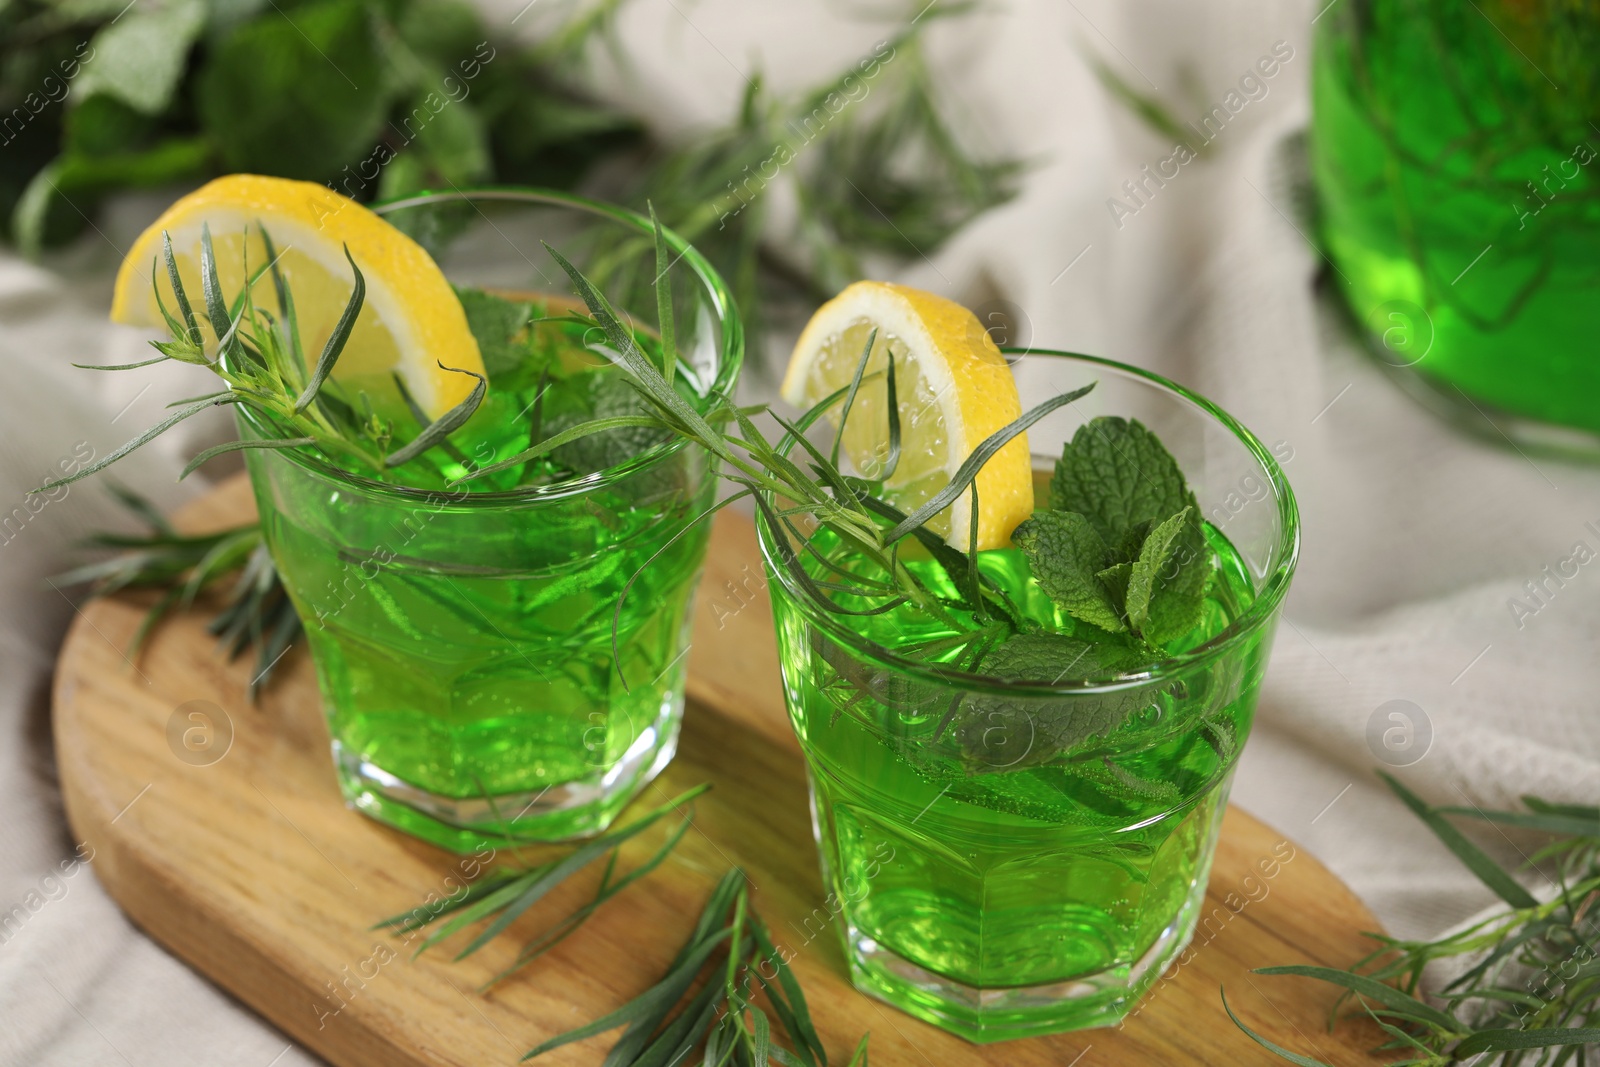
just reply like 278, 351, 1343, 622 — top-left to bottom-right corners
777, 519, 1261, 1006
247, 296, 714, 846
1312, 2, 1600, 433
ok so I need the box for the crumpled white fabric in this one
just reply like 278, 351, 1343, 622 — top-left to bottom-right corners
4, 1, 1596, 1062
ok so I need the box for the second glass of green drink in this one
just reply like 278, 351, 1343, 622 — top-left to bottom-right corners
239, 189, 742, 850
760, 350, 1297, 1041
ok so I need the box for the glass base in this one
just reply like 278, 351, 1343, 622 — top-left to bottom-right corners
1363, 335, 1600, 464
331, 698, 682, 852
841, 870, 1209, 1043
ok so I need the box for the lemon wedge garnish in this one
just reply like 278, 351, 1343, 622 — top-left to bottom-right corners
781, 280, 1032, 551
110, 174, 483, 420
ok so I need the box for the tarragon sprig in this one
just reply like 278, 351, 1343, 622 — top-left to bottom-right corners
40, 221, 486, 494
379, 786, 709, 987
380, 783, 870, 1065
1228, 774, 1600, 1065
52, 486, 299, 697
520, 867, 868, 1066
454, 216, 1089, 642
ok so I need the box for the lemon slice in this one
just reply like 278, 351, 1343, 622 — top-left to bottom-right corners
782, 280, 1032, 550
110, 174, 483, 420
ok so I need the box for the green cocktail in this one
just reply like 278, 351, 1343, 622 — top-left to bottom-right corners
242, 190, 741, 850
1312, 0, 1600, 445
760, 351, 1297, 1040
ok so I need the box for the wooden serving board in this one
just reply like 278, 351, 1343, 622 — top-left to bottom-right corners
55, 474, 1386, 1066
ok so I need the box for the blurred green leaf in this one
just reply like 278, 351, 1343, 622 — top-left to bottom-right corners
13, 137, 209, 253
74, 0, 206, 115
393, 0, 483, 68
476, 69, 642, 188
454, 286, 532, 381
196, 0, 390, 179
64, 93, 155, 156
203, 0, 271, 42
379, 84, 491, 196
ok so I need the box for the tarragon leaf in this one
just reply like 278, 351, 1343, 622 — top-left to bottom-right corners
1379, 772, 1540, 910
1453, 1028, 1600, 1056
1052, 416, 1194, 544
384, 363, 487, 468
1222, 990, 1336, 1067
1011, 510, 1124, 633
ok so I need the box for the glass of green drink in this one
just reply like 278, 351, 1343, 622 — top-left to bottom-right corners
759, 350, 1297, 1041
238, 189, 742, 851
1313, 0, 1600, 449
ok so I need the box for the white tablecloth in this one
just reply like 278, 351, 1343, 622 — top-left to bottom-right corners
4, 1, 1597, 1063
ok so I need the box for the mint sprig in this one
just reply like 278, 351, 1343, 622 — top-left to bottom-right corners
1051, 416, 1193, 541
1010, 416, 1215, 652
1011, 510, 1128, 634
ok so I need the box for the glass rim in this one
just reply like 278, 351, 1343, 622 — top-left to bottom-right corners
755, 346, 1301, 696
234, 185, 744, 510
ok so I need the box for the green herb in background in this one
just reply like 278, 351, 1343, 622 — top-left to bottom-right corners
51, 489, 298, 695
0, 0, 641, 252
619, 4, 1024, 349
2, 0, 1021, 366
1228, 773, 1600, 1065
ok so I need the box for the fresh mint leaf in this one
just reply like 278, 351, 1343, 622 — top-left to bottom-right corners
1045, 417, 1215, 646
1140, 512, 1212, 645
455, 286, 532, 381
982, 631, 1146, 684
1096, 561, 1130, 605
949, 633, 1152, 768
1052, 416, 1194, 545
1110, 518, 1152, 567
548, 372, 673, 480
74, 0, 206, 116
196, 0, 390, 179
1011, 510, 1125, 633
1126, 506, 1190, 634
